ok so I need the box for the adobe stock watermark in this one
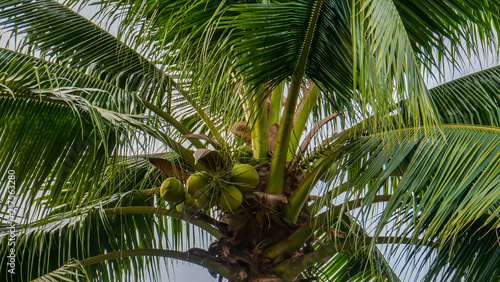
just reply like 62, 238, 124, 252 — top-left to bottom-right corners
5, 170, 18, 275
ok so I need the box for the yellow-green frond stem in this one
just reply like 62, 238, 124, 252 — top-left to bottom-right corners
249, 89, 269, 160
140, 99, 206, 149
267, 0, 324, 194
287, 82, 320, 162
269, 81, 284, 125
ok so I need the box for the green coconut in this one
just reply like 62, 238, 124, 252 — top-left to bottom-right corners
230, 163, 259, 192
237, 145, 254, 163
186, 172, 210, 199
219, 185, 243, 213
160, 177, 185, 203
184, 192, 197, 207
195, 198, 205, 209
195, 198, 217, 210
175, 203, 185, 212
247, 158, 259, 166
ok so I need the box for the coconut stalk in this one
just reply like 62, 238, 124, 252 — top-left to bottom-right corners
287, 82, 320, 162
250, 87, 270, 161
267, 0, 324, 194
269, 82, 284, 125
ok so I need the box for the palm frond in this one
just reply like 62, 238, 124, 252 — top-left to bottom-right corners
0, 47, 204, 215
420, 214, 500, 282
375, 125, 500, 247
0, 96, 120, 220
429, 64, 500, 126
0, 0, 240, 139
0, 187, 215, 281
312, 239, 400, 282
32, 259, 88, 282
393, 0, 500, 76
62, 0, 247, 135
0, 48, 135, 112
0, 0, 166, 101
352, 0, 439, 130
304, 124, 500, 281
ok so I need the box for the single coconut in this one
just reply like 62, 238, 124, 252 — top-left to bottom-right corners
219, 185, 243, 213
160, 177, 185, 203
237, 145, 254, 163
186, 172, 210, 199
247, 158, 259, 166
184, 192, 197, 207
195, 198, 205, 209
195, 198, 217, 210
230, 163, 259, 192
175, 203, 185, 212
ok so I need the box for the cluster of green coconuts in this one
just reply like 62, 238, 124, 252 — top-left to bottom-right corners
160, 146, 259, 213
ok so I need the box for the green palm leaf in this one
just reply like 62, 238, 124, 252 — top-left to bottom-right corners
0, 0, 165, 99
0, 96, 120, 217
0, 48, 135, 112
421, 214, 500, 281
302, 123, 500, 280
429, 65, 500, 126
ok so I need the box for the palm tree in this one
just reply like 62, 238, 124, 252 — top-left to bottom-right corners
1, 0, 500, 281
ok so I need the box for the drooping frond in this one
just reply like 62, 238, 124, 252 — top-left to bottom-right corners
0, 43, 160, 280
0, 179, 218, 281
421, 214, 500, 282
374, 126, 500, 245
311, 229, 400, 282
0, 0, 244, 141
0, 96, 120, 217
0, 0, 167, 100
300, 62, 500, 171
310, 125, 500, 280
429, 64, 500, 126
0, 205, 161, 281
60, 0, 247, 133
352, 0, 438, 131
31, 260, 88, 282
392, 0, 500, 76
0, 48, 135, 112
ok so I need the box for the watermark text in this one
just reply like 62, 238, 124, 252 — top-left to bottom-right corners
6, 170, 17, 275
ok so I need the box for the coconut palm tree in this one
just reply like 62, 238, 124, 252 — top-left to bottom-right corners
1, 0, 500, 281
